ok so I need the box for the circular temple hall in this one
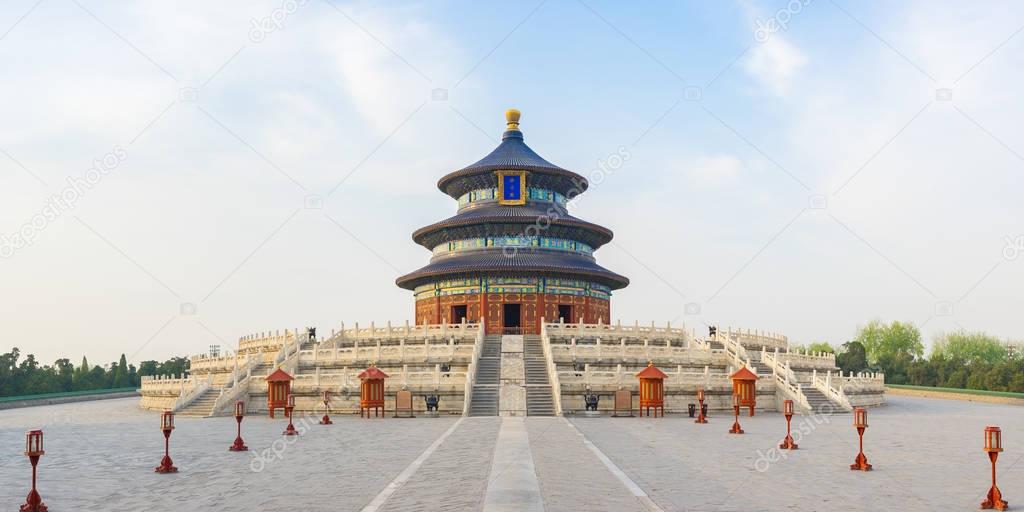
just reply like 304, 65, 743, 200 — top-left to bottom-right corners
396, 109, 629, 335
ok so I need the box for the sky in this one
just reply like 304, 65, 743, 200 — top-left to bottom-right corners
1, 0, 1023, 367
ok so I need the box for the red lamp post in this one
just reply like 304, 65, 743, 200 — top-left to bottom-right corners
282, 394, 298, 436
20, 429, 48, 512
695, 387, 708, 424
981, 426, 1008, 510
849, 407, 872, 471
779, 399, 798, 449
229, 400, 248, 452
155, 410, 178, 473
319, 390, 333, 425
729, 394, 744, 434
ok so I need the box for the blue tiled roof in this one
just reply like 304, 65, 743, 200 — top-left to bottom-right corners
437, 130, 588, 198
395, 249, 629, 290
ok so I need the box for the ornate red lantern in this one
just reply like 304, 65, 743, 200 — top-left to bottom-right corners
155, 410, 178, 473
283, 394, 298, 436
229, 400, 248, 452
849, 407, 871, 471
636, 363, 667, 417
20, 430, 48, 512
319, 390, 333, 425
779, 399, 797, 449
981, 426, 1008, 510
695, 387, 707, 424
728, 394, 744, 434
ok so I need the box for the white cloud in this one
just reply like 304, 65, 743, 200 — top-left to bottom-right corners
744, 37, 807, 96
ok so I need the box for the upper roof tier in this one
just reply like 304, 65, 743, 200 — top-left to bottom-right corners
437, 110, 589, 199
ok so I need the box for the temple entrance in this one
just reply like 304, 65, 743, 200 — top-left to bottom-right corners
503, 303, 521, 334
451, 305, 467, 324
558, 304, 573, 323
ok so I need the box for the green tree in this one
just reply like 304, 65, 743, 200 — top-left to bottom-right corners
855, 320, 924, 364
931, 331, 1007, 365
806, 341, 836, 354
836, 341, 869, 374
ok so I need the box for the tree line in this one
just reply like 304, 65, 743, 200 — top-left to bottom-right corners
0, 348, 190, 397
792, 320, 1024, 393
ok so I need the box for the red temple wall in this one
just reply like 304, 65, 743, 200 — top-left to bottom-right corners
415, 293, 610, 335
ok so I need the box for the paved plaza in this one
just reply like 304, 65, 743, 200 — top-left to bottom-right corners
1, 396, 1020, 511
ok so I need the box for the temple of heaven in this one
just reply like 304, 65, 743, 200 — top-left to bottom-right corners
396, 109, 629, 335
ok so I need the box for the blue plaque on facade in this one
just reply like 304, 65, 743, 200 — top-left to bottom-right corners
503, 174, 521, 201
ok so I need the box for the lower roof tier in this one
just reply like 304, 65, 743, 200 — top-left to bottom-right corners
395, 250, 629, 291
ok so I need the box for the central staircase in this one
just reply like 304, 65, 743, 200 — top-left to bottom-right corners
524, 335, 555, 416
177, 387, 221, 417
802, 386, 845, 414
468, 334, 501, 416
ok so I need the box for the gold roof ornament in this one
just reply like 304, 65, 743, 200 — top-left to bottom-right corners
505, 108, 521, 130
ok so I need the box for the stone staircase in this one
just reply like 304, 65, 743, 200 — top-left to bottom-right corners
801, 386, 845, 414
524, 335, 555, 416
177, 387, 220, 417
468, 335, 502, 416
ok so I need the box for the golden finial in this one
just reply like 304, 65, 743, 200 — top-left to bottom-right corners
505, 108, 521, 130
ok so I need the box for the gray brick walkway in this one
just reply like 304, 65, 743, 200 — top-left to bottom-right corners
527, 417, 648, 512
379, 417, 500, 512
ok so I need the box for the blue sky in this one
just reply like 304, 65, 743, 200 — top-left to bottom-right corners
2, 0, 1023, 365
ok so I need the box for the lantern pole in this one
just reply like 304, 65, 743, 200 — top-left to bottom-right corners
695, 387, 708, 424
981, 426, 1008, 510
283, 394, 298, 436
21, 429, 48, 512
779, 399, 797, 449
320, 390, 333, 425
849, 407, 872, 471
729, 394, 744, 434
230, 400, 248, 452
155, 411, 178, 473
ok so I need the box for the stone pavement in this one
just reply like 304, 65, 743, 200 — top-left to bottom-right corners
0, 396, 1020, 511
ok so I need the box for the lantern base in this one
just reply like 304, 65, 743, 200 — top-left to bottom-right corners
319, 415, 333, 425
980, 485, 1008, 510
849, 452, 872, 471
154, 455, 178, 473
229, 437, 248, 451
779, 435, 798, 450
20, 489, 47, 512
729, 421, 744, 434
283, 423, 298, 436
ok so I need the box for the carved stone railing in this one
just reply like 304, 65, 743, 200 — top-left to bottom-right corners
761, 347, 812, 412
548, 340, 725, 367
463, 320, 485, 416
810, 369, 854, 412
543, 320, 697, 347
323, 321, 482, 345
557, 364, 731, 388
297, 341, 475, 367
540, 320, 563, 415
720, 326, 789, 351
171, 374, 212, 412
208, 354, 263, 416
237, 329, 298, 354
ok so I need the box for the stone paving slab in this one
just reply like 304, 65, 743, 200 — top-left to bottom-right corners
527, 417, 648, 512
379, 417, 500, 512
570, 395, 1024, 511
0, 398, 457, 511
2, 395, 1020, 511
